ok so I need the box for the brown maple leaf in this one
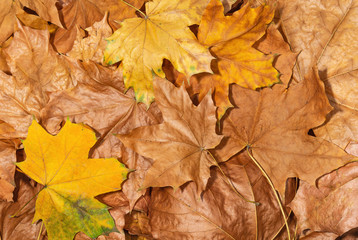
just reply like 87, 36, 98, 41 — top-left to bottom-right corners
215, 68, 353, 195
0, 0, 59, 43
117, 77, 223, 193
278, 0, 358, 151
67, 13, 112, 63
0, 23, 75, 138
290, 162, 358, 239
149, 152, 293, 240
53, 0, 103, 53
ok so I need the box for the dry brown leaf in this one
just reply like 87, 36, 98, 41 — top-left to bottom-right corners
0, 24, 75, 138
0, 0, 55, 43
53, 0, 103, 53
149, 152, 288, 239
117, 77, 223, 193
299, 232, 339, 240
124, 211, 152, 238
290, 162, 358, 238
0, 175, 44, 240
17, 0, 63, 27
0, 0, 17, 43
0, 140, 19, 201
90, 0, 146, 30
41, 61, 162, 209
255, 24, 298, 86
278, 0, 358, 150
216, 68, 353, 195
67, 13, 112, 63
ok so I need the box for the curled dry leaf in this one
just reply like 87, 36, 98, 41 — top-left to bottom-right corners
0, 24, 75, 138
290, 162, 358, 238
53, 0, 103, 53
17, 120, 129, 240
278, 0, 358, 150
41, 60, 162, 209
67, 13, 112, 63
117, 77, 223, 193
149, 152, 287, 240
216, 68, 353, 195
104, 0, 213, 106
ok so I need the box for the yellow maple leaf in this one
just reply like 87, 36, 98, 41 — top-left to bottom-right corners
16, 120, 128, 240
103, 0, 213, 106
196, 0, 279, 118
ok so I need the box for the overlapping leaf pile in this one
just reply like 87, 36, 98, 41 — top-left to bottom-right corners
0, 0, 357, 239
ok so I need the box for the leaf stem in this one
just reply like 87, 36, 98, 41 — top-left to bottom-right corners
246, 147, 291, 240
206, 150, 260, 206
37, 221, 44, 240
10, 189, 41, 218
119, 0, 147, 18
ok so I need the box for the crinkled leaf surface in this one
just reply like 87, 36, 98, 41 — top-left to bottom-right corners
0, 0, 55, 43
0, 140, 19, 201
53, 0, 103, 53
104, 0, 213, 106
117, 77, 223, 193
191, 0, 278, 117
216, 68, 353, 194
67, 13, 112, 63
0, 176, 44, 240
90, 0, 146, 30
278, 0, 358, 150
149, 152, 287, 240
18, 0, 63, 27
0, 24, 75, 138
255, 24, 298, 86
290, 162, 358, 238
17, 120, 129, 240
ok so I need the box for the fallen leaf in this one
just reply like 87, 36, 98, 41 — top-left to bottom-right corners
216, 68, 352, 195
255, 24, 298, 86
0, 0, 17, 43
16, 120, 129, 240
91, 0, 146, 30
0, 24, 75, 138
0, 0, 55, 43
0, 174, 44, 240
17, 0, 63, 27
53, 0, 103, 53
41, 60, 162, 209
67, 13, 112, 63
299, 232, 339, 240
104, 0, 213, 106
278, 0, 358, 150
117, 77, 223, 193
184, 0, 278, 118
149, 152, 288, 239
290, 162, 358, 238
0, 140, 19, 201
124, 211, 152, 238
